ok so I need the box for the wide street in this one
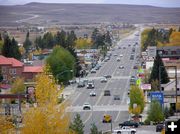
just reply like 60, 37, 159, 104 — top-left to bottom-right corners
66, 30, 142, 133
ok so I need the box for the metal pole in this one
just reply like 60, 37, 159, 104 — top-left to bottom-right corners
159, 66, 161, 92
175, 66, 177, 113
111, 118, 112, 133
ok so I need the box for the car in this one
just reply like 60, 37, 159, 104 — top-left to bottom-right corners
114, 95, 120, 100
114, 53, 118, 56
119, 54, 123, 57
112, 126, 136, 134
102, 114, 112, 123
119, 121, 139, 128
156, 123, 164, 132
68, 80, 76, 85
91, 69, 96, 73
119, 66, 124, 69
104, 90, 111, 96
83, 103, 91, 110
133, 66, 138, 69
77, 81, 85, 88
118, 47, 121, 49
116, 57, 120, 61
104, 75, 112, 78
123, 47, 126, 49
130, 55, 134, 60
100, 77, 107, 83
130, 76, 136, 85
90, 90, 96, 96
87, 80, 95, 89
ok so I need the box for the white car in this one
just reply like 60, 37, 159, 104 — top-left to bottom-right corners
83, 103, 91, 110
90, 90, 96, 96
100, 77, 107, 83
91, 69, 96, 73
119, 66, 124, 69
114, 53, 118, 56
116, 57, 120, 62
119, 54, 123, 57
112, 126, 136, 134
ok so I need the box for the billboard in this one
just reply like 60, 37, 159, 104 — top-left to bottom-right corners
150, 92, 164, 106
141, 84, 151, 90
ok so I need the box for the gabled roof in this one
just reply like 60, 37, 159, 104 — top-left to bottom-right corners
23, 66, 43, 73
0, 55, 23, 67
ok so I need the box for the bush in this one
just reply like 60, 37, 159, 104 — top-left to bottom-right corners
144, 118, 150, 125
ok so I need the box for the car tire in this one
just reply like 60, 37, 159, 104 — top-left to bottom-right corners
131, 131, 136, 134
117, 132, 121, 134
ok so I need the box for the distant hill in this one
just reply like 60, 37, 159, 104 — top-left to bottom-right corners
0, 2, 180, 26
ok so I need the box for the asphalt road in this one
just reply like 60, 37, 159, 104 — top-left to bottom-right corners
66, 30, 141, 133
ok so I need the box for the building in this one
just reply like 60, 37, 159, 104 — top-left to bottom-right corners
157, 46, 180, 58
0, 55, 43, 83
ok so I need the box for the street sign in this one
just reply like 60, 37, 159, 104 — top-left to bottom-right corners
148, 46, 157, 57
141, 84, 151, 90
150, 92, 164, 106
136, 78, 141, 86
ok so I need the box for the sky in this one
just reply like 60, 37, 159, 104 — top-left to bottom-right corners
0, 0, 180, 7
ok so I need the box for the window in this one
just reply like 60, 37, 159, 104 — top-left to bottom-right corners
9, 69, 13, 74
13, 69, 16, 74
3, 75, 7, 80
2, 67, 6, 73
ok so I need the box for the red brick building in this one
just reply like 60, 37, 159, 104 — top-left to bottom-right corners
0, 55, 42, 83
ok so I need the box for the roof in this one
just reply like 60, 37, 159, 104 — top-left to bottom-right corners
23, 66, 43, 73
0, 55, 23, 67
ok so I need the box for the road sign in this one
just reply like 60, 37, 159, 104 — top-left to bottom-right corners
150, 92, 164, 106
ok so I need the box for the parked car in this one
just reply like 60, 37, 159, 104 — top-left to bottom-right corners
119, 121, 139, 128
90, 90, 96, 97
156, 123, 164, 132
112, 126, 136, 134
116, 57, 120, 62
83, 103, 91, 110
91, 69, 96, 73
100, 77, 107, 83
133, 66, 138, 69
102, 114, 112, 123
104, 90, 111, 96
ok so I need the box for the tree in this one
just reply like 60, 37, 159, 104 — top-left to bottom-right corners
11, 77, 25, 94
22, 67, 72, 133
0, 33, 2, 41
11, 37, 21, 60
104, 31, 112, 46
56, 30, 66, 48
129, 85, 145, 116
149, 54, 169, 84
163, 106, 170, 119
91, 28, 99, 44
151, 79, 159, 91
0, 116, 14, 133
147, 100, 164, 123
70, 113, 84, 134
23, 32, 32, 53
46, 46, 76, 83
90, 123, 99, 134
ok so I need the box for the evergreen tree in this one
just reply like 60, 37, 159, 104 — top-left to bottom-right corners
0, 33, 2, 41
90, 123, 99, 134
11, 37, 21, 60
91, 28, 99, 44
147, 100, 164, 123
105, 31, 112, 46
56, 30, 66, 48
23, 32, 32, 53
70, 113, 84, 134
178, 27, 180, 32
149, 54, 169, 84
1, 35, 11, 57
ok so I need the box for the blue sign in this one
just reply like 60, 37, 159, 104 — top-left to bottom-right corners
150, 92, 164, 106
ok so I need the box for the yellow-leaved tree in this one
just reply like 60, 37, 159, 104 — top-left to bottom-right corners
22, 65, 73, 134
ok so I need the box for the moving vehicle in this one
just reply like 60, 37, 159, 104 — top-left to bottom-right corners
104, 90, 111, 96
83, 103, 91, 110
114, 95, 120, 100
119, 121, 139, 128
112, 126, 136, 134
119, 66, 124, 69
130, 76, 136, 85
116, 57, 120, 61
100, 77, 107, 83
77, 81, 85, 88
102, 114, 112, 123
104, 75, 112, 78
87, 80, 95, 89
91, 69, 96, 73
90, 90, 96, 96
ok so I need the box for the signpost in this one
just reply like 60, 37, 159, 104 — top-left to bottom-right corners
150, 92, 164, 107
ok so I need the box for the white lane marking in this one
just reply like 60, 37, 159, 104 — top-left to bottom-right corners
71, 92, 82, 105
